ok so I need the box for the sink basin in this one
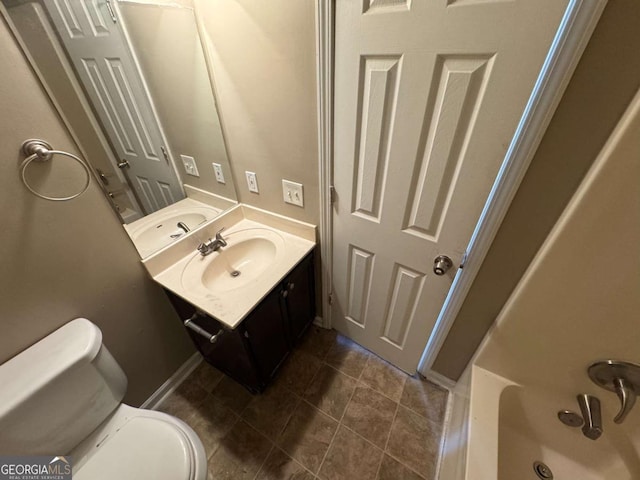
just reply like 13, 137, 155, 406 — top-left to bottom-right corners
125, 199, 221, 257
134, 212, 207, 248
181, 228, 285, 294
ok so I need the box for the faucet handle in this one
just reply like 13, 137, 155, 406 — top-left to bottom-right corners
588, 360, 640, 424
577, 394, 602, 440
215, 227, 227, 246
613, 378, 636, 424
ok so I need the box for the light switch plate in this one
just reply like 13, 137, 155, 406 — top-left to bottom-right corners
245, 171, 259, 193
212, 163, 225, 184
180, 155, 200, 177
282, 179, 304, 207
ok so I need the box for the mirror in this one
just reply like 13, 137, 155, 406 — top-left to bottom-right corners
4, 0, 238, 257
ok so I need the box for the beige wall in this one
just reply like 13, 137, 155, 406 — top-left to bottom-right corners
196, 0, 320, 225
476, 86, 640, 400
6, 1, 138, 216
0, 15, 195, 405
433, 0, 640, 380
121, 1, 237, 201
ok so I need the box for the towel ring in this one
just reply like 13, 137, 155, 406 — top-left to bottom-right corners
20, 139, 92, 201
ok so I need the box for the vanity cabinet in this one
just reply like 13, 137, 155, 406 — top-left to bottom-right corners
165, 251, 315, 393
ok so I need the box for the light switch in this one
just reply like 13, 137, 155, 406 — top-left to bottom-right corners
212, 163, 225, 184
245, 171, 259, 193
282, 179, 304, 207
180, 155, 200, 177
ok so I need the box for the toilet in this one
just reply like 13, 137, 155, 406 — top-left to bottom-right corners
0, 318, 207, 480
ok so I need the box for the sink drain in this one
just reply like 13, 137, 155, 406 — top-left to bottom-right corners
533, 461, 553, 479
230, 270, 241, 277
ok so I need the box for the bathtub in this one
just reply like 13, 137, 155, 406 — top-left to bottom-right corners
464, 366, 640, 480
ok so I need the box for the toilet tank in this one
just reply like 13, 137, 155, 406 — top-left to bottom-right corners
0, 318, 127, 454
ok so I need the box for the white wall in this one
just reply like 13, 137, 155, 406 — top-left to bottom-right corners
476, 88, 640, 404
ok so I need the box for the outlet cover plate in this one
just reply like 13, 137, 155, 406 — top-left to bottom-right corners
181, 155, 199, 177
212, 163, 225, 183
282, 179, 304, 207
245, 171, 259, 193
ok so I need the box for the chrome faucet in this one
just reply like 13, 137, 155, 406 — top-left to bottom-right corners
588, 360, 640, 424
170, 222, 191, 238
197, 227, 227, 256
577, 394, 602, 440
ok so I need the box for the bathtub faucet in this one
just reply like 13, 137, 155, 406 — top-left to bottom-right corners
588, 360, 640, 425
577, 394, 602, 440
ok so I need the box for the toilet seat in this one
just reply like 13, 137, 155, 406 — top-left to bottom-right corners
74, 415, 198, 480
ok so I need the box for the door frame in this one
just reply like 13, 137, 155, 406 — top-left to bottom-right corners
315, 0, 607, 383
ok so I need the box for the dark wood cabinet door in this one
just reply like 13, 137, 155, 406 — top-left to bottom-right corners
164, 291, 260, 391
285, 252, 316, 344
163, 250, 315, 393
243, 287, 290, 385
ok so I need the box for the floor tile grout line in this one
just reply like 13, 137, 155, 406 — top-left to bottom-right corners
383, 401, 400, 451
205, 412, 241, 462
252, 442, 276, 480
382, 449, 429, 480
356, 378, 403, 405
378, 394, 401, 479
400, 402, 448, 429
339, 422, 386, 452
274, 395, 303, 442
266, 445, 318, 479
315, 370, 360, 479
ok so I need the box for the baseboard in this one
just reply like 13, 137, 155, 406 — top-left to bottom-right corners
422, 368, 457, 391
140, 352, 202, 410
312, 316, 325, 328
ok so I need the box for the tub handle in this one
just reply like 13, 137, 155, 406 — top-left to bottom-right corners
613, 378, 636, 424
588, 360, 640, 424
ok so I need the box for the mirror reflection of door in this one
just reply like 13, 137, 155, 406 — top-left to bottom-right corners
4, 0, 238, 257
45, 0, 185, 214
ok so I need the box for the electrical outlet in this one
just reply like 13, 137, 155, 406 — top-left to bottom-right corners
212, 163, 225, 184
282, 179, 304, 207
180, 155, 200, 177
245, 171, 259, 193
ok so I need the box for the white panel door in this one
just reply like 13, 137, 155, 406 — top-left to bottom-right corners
43, 0, 183, 213
333, 0, 570, 372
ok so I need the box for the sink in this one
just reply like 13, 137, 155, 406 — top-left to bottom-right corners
181, 228, 285, 294
145, 211, 317, 328
125, 199, 221, 257
134, 212, 207, 249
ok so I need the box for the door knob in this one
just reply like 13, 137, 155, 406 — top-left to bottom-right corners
117, 159, 130, 169
433, 255, 453, 276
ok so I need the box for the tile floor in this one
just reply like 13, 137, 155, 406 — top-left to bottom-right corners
159, 327, 448, 480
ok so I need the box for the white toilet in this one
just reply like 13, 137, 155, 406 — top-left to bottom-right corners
0, 318, 208, 480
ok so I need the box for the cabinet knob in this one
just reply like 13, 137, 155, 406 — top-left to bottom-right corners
282, 290, 289, 298
288, 282, 295, 291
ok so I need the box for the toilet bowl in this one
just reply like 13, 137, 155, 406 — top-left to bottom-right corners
0, 318, 207, 480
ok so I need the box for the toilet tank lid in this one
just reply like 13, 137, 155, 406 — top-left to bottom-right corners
0, 318, 102, 413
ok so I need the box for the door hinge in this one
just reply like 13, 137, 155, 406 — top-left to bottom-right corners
161, 146, 170, 165
328, 293, 333, 305
329, 185, 335, 205
459, 251, 469, 269
105, 0, 117, 23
